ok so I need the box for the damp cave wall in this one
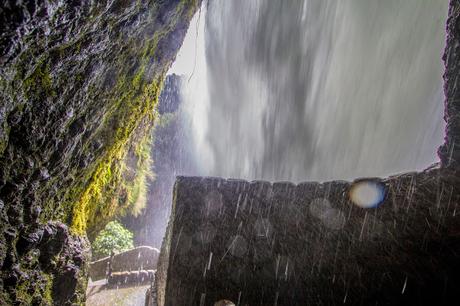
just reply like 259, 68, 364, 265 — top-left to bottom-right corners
156, 1, 460, 305
0, 0, 201, 304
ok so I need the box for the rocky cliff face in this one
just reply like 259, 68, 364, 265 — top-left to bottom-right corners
0, 0, 200, 304
438, 1, 460, 169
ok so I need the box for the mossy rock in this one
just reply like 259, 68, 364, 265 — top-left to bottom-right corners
0, 0, 201, 304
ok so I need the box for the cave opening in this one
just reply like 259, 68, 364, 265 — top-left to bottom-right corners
89, 1, 451, 304
90, 1, 450, 304
0, 0, 458, 305
121, 0, 448, 253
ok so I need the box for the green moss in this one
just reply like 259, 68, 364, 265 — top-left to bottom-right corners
68, 1, 178, 236
15, 281, 33, 305
71, 149, 124, 236
23, 60, 56, 98
123, 128, 154, 217
182, 0, 200, 18
59, 0, 199, 238
43, 274, 54, 304
70, 74, 162, 237
0, 291, 12, 306
14, 271, 53, 306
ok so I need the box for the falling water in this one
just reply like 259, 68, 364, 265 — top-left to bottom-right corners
183, 0, 447, 182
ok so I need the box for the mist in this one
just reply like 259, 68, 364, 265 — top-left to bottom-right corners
189, 0, 448, 182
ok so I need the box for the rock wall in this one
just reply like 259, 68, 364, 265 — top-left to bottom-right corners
438, 1, 460, 169
0, 0, 201, 304
158, 170, 460, 306
156, 1, 460, 305
2, 221, 90, 305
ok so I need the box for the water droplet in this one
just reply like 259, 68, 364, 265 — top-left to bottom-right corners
227, 235, 248, 257
254, 218, 272, 238
214, 299, 235, 306
349, 180, 385, 208
309, 198, 332, 219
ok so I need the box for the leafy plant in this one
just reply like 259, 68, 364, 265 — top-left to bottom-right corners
91, 221, 134, 260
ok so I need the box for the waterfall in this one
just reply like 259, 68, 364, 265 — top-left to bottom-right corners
182, 0, 447, 182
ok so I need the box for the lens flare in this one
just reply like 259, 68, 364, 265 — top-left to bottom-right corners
349, 180, 385, 208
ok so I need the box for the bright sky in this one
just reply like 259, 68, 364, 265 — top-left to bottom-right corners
168, 5, 214, 174
168, 6, 205, 78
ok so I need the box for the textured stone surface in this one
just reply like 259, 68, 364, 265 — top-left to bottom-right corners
439, 1, 460, 169
156, 1, 460, 305
2, 221, 90, 305
158, 170, 460, 305
0, 0, 200, 304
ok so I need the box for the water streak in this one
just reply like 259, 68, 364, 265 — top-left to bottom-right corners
189, 0, 447, 182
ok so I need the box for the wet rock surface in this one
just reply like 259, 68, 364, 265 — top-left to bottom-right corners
2, 221, 90, 305
439, 1, 460, 169
158, 169, 460, 306
0, 0, 200, 304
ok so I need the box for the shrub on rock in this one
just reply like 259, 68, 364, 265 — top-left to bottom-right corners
92, 221, 134, 260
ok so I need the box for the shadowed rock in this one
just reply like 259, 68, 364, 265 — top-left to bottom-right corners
0, 0, 201, 304
156, 170, 460, 305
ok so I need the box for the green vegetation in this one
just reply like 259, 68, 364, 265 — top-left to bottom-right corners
23, 60, 56, 98
92, 221, 134, 260
123, 129, 154, 218
70, 75, 161, 239
14, 271, 54, 306
67, 12, 169, 239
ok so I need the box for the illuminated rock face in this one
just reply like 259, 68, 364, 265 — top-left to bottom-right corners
157, 1, 460, 305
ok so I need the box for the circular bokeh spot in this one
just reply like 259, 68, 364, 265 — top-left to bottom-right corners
349, 180, 385, 208
309, 198, 332, 219
214, 300, 236, 306
309, 198, 345, 230
204, 190, 224, 217
227, 235, 248, 257
321, 209, 346, 230
194, 224, 217, 244
254, 218, 272, 238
